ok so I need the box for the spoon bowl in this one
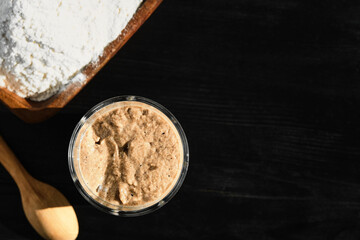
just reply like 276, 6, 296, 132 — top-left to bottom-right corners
21, 179, 79, 240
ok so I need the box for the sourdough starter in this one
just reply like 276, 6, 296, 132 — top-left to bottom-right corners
78, 101, 183, 207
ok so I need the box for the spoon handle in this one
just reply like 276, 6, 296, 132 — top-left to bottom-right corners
0, 136, 32, 189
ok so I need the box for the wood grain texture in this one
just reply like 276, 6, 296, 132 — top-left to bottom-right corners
1, 0, 360, 239
0, 0, 163, 123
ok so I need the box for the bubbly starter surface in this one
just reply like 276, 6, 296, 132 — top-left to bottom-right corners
78, 102, 182, 207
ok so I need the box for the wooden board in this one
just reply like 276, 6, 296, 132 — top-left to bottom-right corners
0, 0, 163, 123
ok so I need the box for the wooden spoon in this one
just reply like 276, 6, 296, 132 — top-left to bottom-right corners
0, 136, 79, 240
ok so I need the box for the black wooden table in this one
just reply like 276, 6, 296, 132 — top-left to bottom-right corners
2, 0, 360, 239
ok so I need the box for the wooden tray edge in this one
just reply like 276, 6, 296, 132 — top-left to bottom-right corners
0, 0, 163, 123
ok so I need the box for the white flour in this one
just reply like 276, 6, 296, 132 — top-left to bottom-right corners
0, 0, 142, 101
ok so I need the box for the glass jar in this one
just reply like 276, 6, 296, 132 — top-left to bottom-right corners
68, 96, 189, 216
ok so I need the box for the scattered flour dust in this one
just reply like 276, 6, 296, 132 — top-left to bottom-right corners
0, 0, 142, 101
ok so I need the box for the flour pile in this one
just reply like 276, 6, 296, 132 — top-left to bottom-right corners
0, 0, 142, 101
